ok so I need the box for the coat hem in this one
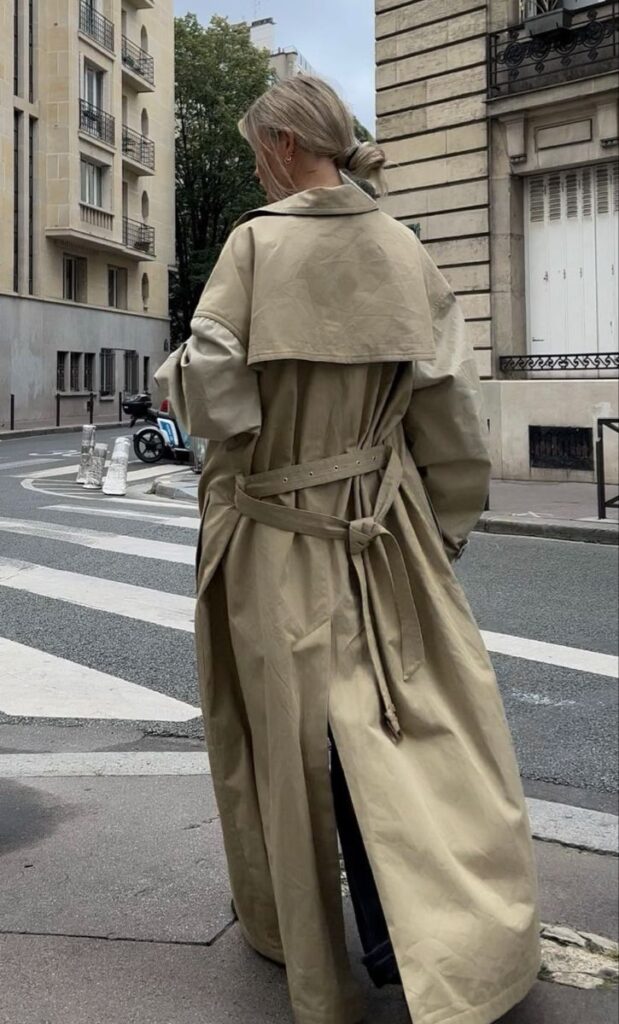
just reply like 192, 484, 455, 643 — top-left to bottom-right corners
410, 954, 540, 1024
247, 348, 436, 366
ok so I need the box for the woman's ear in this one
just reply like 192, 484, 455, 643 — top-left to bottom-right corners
278, 129, 296, 163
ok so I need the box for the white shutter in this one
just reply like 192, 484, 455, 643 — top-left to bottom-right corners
525, 162, 619, 358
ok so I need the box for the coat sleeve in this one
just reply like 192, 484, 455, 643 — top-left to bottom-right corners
403, 256, 491, 561
154, 226, 262, 442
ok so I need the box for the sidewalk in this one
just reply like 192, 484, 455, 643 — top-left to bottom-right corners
152, 472, 619, 544
0, 725, 617, 1024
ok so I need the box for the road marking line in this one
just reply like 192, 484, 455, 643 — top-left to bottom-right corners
42, 505, 199, 528
21, 475, 194, 508
482, 630, 618, 679
527, 797, 618, 856
0, 517, 195, 565
0, 752, 209, 776
126, 464, 185, 481
0, 639, 199, 722
0, 559, 614, 680
0, 458, 63, 471
0, 749, 614, 854
0, 557, 194, 631
21, 463, 81, 479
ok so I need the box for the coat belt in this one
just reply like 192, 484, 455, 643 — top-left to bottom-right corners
234, 446, 424, 742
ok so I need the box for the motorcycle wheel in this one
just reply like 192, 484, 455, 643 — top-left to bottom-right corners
134, 428, 165, 463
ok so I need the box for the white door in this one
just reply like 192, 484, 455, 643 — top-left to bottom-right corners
525, 162, 619, 357
84, 64, 103, 109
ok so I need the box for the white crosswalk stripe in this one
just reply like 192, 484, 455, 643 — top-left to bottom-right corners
0, 639, 199, 721
0, 517, 195, 564
0, 557, 194, 631
41, 504, 199, 529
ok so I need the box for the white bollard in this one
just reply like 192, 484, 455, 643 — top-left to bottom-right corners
83, 442, 108, 490
191, 437, 208, 474
76, 425, 96, 484
102, 436, 131, 496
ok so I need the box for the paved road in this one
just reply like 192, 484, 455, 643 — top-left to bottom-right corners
0, 429, 617, 1024
0, 429, 616, 801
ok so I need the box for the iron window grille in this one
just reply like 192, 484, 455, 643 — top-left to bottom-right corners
79, 98, 115, 146
79, 0, 114, 52
100, 349, 116, 397
121, 35, 155, 85
84, 353, 95, 392
124, 350, 139, 393
70, 353, 82, 392
57, 352, 68, 393
488, 1, 619, 96
500, 353, 619, 374
123, 216, 155, 256
122, 124, 155, 170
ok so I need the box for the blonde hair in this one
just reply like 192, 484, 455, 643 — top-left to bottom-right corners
239, 76, 387, 201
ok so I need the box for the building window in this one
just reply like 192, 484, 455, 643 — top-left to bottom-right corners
28, 116, 35, 294
100, 348, 116, 396
83, 62, 104, 110
80, 158, 103, 207
141, 189, 149, 220
124, 350, 139, 394
57, 352, 67, 392
13, 110, 21, 292
63, 254, 87, 303
143, 355, 150, 391
141, 108, 149, 136
70, 353, 82, 392
141, 271, 149, 309
108, 266, 128, 309
84, 353, 95, 392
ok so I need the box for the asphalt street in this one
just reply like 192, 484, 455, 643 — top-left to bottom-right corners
0, 428, 617, 1024
0, 428, 617, 798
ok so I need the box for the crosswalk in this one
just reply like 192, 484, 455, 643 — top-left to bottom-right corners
1, 486, 617, 725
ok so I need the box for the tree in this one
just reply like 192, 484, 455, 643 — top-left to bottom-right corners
172, 15, 272, 346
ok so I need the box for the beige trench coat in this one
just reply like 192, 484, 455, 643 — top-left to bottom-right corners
156, 184, 540, 1024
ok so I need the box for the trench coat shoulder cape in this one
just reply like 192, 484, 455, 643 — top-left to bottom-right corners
155, 184, 540, 1024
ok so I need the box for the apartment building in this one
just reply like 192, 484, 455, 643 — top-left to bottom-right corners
0, 0, 175, 430
376, 0, 618, 481
249, 17, 317, 80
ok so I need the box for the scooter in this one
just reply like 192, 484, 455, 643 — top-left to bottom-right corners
133, 409, 193, 464
122, 391, 154, 427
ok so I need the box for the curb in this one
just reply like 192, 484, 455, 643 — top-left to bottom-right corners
151, 478, 618, 545
0, 422, 126, 440
477, 514, 618, 546
150, 475, 200, 503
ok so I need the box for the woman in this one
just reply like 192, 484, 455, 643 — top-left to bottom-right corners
156, 76, 540, 1024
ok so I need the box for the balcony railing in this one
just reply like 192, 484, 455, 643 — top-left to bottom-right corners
78, 0, 115, 52
123, 216, 155, 256
122, 124, 155, 170
79, 98, 115, 146
500, 352, 619, 374
121, 35, 155, 85
488, 1, 619, 96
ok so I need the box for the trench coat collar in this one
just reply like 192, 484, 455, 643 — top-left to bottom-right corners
236, 183, 378, 226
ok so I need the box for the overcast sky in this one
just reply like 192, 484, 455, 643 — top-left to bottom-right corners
173, 1, 376, 130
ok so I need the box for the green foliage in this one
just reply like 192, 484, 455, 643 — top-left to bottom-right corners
353, 116, 374, 144
172, 14, 272, 346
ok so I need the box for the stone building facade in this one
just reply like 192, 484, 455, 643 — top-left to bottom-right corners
376, 0, 618, 482
0, 0, 175, 430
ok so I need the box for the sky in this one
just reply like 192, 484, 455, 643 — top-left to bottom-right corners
173, 0, 376, 130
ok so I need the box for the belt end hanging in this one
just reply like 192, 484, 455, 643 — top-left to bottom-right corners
384, 704, 402, 743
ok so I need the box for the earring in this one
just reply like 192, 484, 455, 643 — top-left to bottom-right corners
284, 156, 293, 165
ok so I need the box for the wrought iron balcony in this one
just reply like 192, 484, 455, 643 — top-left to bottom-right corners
121, 35, 155, 86
500, 352, 619, 374
79, 98, 115, 146
122, 124, 155, 170
123, 216, 155, 257
78, 1, 114, 52
488, 0, 619, 97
